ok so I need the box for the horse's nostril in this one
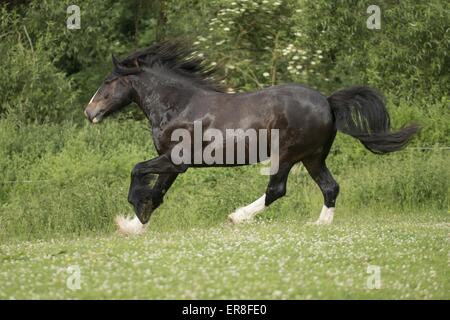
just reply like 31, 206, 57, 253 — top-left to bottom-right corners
84, 108, 96, 122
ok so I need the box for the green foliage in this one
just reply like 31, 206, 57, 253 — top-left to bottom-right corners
292, 0, 450, 99
0, 7, 75, 122
1, 0, 448, 123
189, 0, 449, 100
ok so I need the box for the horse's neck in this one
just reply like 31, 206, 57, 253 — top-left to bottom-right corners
132, 77, 198, 128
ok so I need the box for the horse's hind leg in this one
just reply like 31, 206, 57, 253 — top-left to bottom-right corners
228, 162, 293, 224
302, 156, 339, 225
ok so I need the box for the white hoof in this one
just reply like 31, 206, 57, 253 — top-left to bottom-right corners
115, 215, 148, 236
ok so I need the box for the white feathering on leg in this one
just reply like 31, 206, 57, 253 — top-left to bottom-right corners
325, 207, 335, 224
315, 206, 335, 225
316, 205, 328, 223
115, 215, 148, 236
228, 194, 266, 224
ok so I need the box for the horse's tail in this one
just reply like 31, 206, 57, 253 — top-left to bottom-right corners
327, 86, 419, 154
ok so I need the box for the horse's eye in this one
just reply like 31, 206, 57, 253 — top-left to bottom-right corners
104, 93, 110, 99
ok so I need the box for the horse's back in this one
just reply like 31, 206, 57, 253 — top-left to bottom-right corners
226, 83, 333, 128
228, 83, 329, 111
189, 82, 334, 135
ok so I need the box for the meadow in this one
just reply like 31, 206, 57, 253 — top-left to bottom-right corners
1, 215, 448, 299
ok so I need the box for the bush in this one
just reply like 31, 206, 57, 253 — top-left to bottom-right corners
1, 1, 448, 122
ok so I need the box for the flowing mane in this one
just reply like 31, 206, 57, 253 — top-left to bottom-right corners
114, 41, 225, 92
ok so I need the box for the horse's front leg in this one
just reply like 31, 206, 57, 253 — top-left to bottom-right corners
117, 154, 186, 235
127, 171, 158, 223
128, 172, 178, 224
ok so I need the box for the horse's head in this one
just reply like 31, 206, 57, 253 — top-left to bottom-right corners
84, 55, 140, 123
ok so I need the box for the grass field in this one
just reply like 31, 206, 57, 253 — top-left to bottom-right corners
0, 117, 449, 299
1, 212, 448, 299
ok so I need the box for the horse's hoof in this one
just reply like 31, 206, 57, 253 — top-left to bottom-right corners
135, 200, 154, 224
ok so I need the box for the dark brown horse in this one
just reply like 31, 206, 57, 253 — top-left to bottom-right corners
84, 42, 418, 235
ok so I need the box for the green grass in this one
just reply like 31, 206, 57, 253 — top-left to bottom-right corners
0, 212, 448, 299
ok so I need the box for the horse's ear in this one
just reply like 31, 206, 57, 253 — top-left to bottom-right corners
112, 54, 141, 75
112, 54, 120, 67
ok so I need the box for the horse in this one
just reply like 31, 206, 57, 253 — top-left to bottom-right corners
84, 41, 419, 235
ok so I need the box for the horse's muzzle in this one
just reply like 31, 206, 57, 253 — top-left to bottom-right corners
84, 105, 105, 124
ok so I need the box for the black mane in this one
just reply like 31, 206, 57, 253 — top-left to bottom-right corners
115, 41, 224, 92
